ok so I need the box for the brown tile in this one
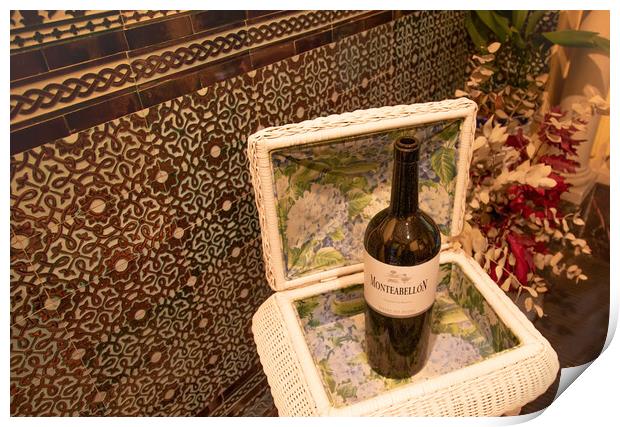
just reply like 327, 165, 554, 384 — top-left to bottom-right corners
332, 15, 368, 42
191, 11, 246, 34
10, 116, 69, 155
10, 49, 48, 81
226, 376, 271, 416
43, 30, 129, 70
196, 394, 224, 416
246, 10, 292, 25
221, 364, 263, 400
65, 91, 142, 133
393, 10, 416, 20
246, 10, 279, 19
250, 40, 296, 69
125, 15, 193, 50
254, 42, 340, 127
10, 51, 129, 90
10, 310, 108, 416
363, 11, 393, 30
295, 29, 333, 55
198, 53, 252, 87
138, 72, 202, 109
9, 239, 45, 326
121, 10, 187, 27
125, 31, 209, 59
10, 11, 123, 52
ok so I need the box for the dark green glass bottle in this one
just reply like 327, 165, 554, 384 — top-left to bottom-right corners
363, 137, 442, 378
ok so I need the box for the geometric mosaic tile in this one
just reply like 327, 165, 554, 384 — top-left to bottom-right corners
9, 12, 476, 416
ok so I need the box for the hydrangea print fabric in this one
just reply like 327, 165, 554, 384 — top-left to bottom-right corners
271, 119, 463, 280
294, 262, 520, 407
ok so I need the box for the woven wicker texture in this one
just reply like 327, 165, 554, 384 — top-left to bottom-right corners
252, 251, 559, 416
251, 297, 318, 416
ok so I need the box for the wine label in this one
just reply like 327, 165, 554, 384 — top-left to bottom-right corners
363, 250, 440, 318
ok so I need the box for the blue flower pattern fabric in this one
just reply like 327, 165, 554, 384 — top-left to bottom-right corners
271, 119, 463, 280
294, 263, 520, 407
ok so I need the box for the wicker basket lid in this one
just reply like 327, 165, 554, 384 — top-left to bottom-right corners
248, 98, 478, 291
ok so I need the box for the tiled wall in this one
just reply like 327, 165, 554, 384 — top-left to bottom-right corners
10, 10, 471, 416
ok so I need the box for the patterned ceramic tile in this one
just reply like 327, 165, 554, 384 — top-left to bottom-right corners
235, 385, 276, 416
120, 10, 187, 27
98, 235, 268, 416
254, 40, 341, 128
92, 283, 204, 416
209, 365, 266, 416
334, 20, 395, 94
9, 12, 480, 417
10, 56, 137, 125
212, 369, 275, 416
145, 73, 257, 224
10, 111, 151, 242
10, 231, 44, 325
10, 115, 192, 303
10, 11, 367, 129
10, 10, 123, 51
10, 309, 107, 416
392, 11, 469, 105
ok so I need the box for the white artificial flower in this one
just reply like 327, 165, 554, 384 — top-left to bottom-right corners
335, 220, 367, 261
362, 185, 391, 219
419, 185, 451, 226
286, 184, 348, 250
275, 175, 289, 198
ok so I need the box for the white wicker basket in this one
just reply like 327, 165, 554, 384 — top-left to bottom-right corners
248, 99, 559, 416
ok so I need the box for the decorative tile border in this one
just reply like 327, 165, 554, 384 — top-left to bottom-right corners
120, 10, 186, 27
10, 10, 124, 51
10, 10, 389, 152
9, 10, 191, 51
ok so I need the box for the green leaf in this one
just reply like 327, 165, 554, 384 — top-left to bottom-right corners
331, 297, 366, 317
475, 11, 500, 37
317, 360, 336, 392
312, 247, 345, 269
289, 240, 315, 271
511, 10, 528, 31
307, 319, 320, 328
336, 384, 357, 400
512, 31, 526, 49
466, 12, 488, 49
330, 228, 345, 242
525, 11, 546, 37
492, 12, 511, 41
475, 11, 509, 42
543, 30, 610, 55
290, 167, 320, 198
332, 161, 378, 175
296, 157, 332, 174
283, 163, 297, 177
347, 189, 373, 218
436, 120, 461, 144
430, 147, 457, 186
295, 296, 320, 319
594, 36, 611, 54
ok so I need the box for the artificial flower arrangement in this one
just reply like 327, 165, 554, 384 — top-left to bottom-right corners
452, 36, 609, 318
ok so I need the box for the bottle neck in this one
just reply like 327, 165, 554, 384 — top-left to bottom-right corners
389, 157, 419, 217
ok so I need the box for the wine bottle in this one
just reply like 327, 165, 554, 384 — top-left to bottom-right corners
363, 137, 442, 378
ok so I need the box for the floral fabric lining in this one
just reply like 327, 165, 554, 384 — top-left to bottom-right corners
271, 119, 463, 281
294, 262, 519, 407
